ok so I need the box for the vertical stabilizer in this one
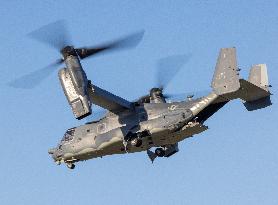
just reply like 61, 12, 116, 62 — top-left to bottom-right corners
211, 48, 240, 95
248, 64, 269, 92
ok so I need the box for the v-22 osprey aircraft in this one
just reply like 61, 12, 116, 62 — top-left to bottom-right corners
11, 21, 272, 169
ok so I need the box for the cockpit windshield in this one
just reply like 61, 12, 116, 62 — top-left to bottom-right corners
61, 128, 75, 143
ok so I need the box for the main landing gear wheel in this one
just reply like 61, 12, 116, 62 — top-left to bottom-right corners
155, 148, 165, 157
66, 163, 75, 169
131, 138, 143, 147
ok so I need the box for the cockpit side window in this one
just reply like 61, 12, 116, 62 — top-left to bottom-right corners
61, 128, 75, 142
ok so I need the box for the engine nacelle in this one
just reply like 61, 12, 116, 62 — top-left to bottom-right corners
59, 68, 91, 120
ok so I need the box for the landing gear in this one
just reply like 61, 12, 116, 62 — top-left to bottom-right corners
66, 163, 75, 169
126, 131, 145, 148
147, 144, 179, 163
131, 137, 143, 147
155, 148, 165, 157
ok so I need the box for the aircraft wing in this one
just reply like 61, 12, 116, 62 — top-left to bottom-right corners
87, 82, 134, 112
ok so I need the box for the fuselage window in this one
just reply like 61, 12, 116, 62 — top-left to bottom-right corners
61, 128, 75, 142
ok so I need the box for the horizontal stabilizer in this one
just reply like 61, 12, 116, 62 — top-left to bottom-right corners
238, 64, 272, 111
243, 96, 272, 111
238, 79, 271, 102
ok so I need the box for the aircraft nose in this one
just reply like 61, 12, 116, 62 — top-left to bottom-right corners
48, 148, 63, 165
48, 148, 59, 161
48, 148, 55, 155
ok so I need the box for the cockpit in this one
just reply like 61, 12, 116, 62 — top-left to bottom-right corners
61, 128, 75, 143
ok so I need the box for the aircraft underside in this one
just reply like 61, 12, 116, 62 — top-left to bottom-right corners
61, 120, 208, 165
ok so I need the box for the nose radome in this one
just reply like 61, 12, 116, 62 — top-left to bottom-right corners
48, 148, 56, 155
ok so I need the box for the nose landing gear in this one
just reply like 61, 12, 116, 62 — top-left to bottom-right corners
66, 163, 75, 169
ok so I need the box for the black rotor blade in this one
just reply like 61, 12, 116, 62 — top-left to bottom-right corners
8, 60, 61, 89
156, 54, 191, 90
28, 20, 71, 50
76, 30, 144, 59
164, 90, 211, 100
134, 94, 150, 103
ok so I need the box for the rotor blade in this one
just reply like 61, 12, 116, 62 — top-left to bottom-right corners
8, 61, 61, 89
133, 94, 150, 103
28, 20, 71, 50
164, 90, 211, 101
156, 54, 191, 89
76, 30, 144, 59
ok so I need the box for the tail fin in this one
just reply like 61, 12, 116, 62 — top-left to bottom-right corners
248, 64, 269, 91
211, 47, 240, 96
211, 48, 272, 110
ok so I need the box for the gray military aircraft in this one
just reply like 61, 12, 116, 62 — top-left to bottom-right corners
10, 21, 272, 169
